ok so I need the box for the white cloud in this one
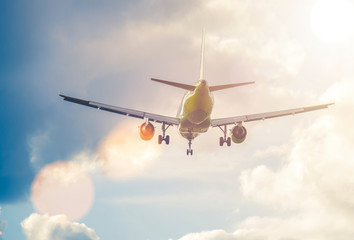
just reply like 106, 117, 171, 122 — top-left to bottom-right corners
21, 213, 99, 240
28, 131, 50, 169
176, 228, 279, 240
177, 229, 240, 240
235, 78, 354, 239
65, 121, 162, 181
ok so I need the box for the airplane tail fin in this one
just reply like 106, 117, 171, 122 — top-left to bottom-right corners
209, 81, 255, 92
197, 29, 254, 91
152, 30, 255, 92
199, 29, 205, 80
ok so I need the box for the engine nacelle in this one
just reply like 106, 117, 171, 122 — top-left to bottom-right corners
139, 122, 155, 141
231, 125, 247, 144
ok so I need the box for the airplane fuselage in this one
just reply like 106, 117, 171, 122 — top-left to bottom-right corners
177, 79, 214, 140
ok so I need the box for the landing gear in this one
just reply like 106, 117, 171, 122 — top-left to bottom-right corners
218, 125, 231, 147
158, 122, 171, 145
187, 139, 193, 155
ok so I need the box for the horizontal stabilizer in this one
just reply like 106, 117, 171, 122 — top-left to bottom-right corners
209, 81, 255, 92
151, 78, 196, 91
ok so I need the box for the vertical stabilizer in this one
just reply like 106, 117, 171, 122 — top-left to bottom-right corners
199, 29, 205, 80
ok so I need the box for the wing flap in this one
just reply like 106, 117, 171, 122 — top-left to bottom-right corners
60, 94, 180, 125
211, 103, 334, 127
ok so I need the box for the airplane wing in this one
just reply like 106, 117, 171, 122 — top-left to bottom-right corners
59, 94, 180, 125
211, 103, 334, 127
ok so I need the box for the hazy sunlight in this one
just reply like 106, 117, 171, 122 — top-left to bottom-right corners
311, 0, 354, 43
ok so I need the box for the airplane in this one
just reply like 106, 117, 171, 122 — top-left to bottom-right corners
60, 32, 334, 155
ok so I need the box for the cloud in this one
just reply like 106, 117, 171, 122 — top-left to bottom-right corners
172, 74, 353, 240
21, 213, 99, 240
177, 229, 240, 240
96, 121, 162, 180
234, 78, 354, 239
176, 228, 271, 240
56, 121, 162, 181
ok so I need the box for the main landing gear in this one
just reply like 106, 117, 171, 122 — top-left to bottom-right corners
187, 140, 193, 156
218, 125, 231, 147
158, 122, 170, 145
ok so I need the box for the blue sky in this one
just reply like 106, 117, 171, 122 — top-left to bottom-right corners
1, 0, 354, 239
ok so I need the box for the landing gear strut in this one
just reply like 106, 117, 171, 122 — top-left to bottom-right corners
187, 139, 193, 156
158, 122, 171, 145
218, 125, 231, 147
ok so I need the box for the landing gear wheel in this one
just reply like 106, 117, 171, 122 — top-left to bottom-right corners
187, 149, 194, 156
227, 137, 231, 147
219, 137, 224, 146
159, 123, 171, 145
218, 125, 232, 147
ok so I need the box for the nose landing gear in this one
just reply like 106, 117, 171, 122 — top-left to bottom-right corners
187, 140, 193, 155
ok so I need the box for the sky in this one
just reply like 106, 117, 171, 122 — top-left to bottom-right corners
1, 0, 354, 239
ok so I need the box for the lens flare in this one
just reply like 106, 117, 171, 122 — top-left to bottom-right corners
97, 122, 161, 180
31, 161, 94, 221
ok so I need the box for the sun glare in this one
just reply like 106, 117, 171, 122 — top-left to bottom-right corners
31, 161, 95, 221
97, 122, 161, 181
311, 0, 354, 43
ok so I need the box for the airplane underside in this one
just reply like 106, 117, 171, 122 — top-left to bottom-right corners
179, 116, 210, 144
179, 115, 210, 138
178, 93, 212, 155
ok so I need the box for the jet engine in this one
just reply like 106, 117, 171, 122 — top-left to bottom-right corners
231, 125, 247, 143
139, 122, 155, 141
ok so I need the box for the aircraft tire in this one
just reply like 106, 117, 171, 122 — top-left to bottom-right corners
158, 135, 163, 144
187, 149, 193, 156
165, 135, 170, 145
219, 137, 224, 146
227, 137, 231, 147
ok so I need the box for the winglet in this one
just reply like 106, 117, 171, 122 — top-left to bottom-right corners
199, 29, 205, 80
